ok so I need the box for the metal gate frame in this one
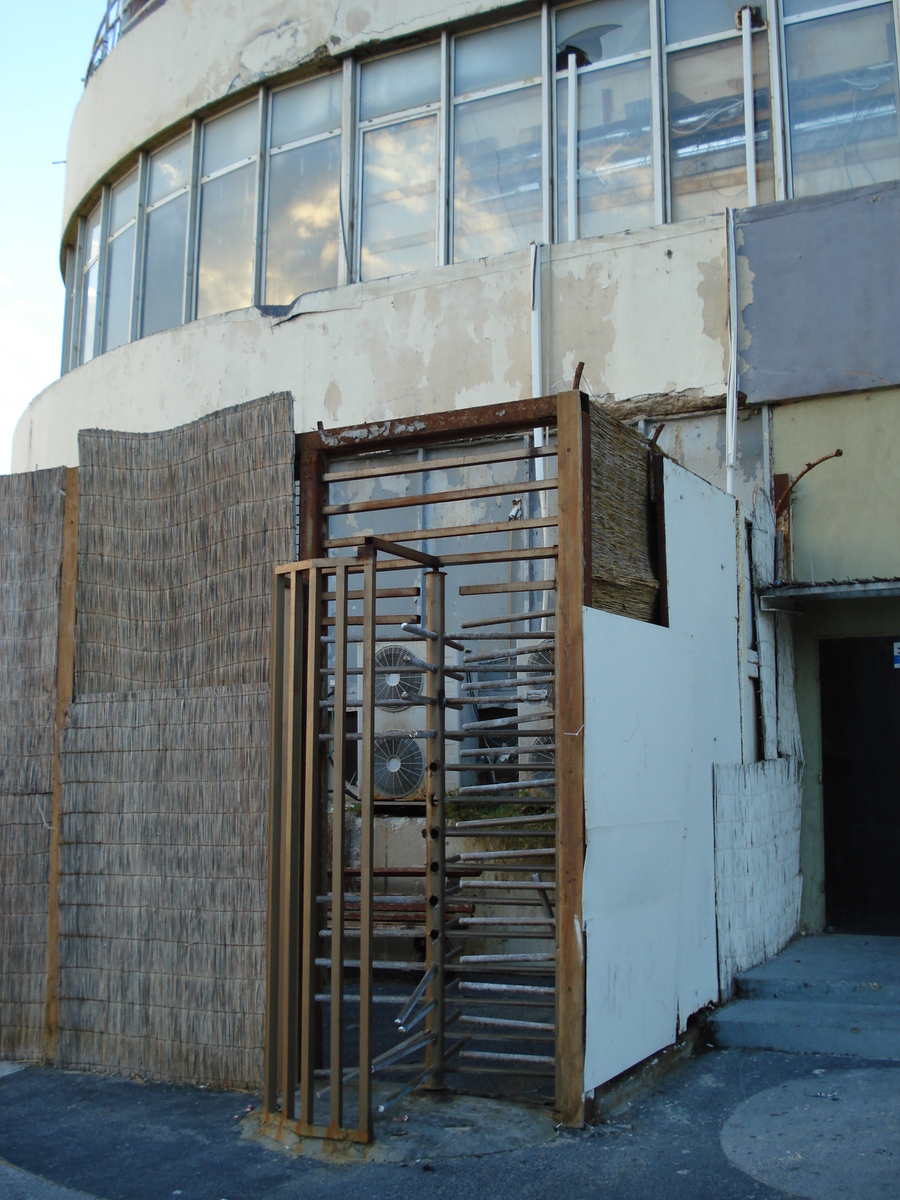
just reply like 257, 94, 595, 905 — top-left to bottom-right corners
264, 392, 588, 1139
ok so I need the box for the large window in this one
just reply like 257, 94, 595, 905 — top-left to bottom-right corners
62, 0, 900, 371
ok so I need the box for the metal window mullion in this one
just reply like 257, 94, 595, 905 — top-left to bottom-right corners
665, 27, 743, 53
541, 2, 551, 245
566, 53, 577, 240
70, 219, 86, 367
741, 9, 759, 205
550, 7, 559, 242
448, 37, 457, 261
438, 31, 451, 266
766, 0, 788, 200
339, 57, 355, 286
777, 1, 794, 198
651, 0, 667, 225
94, 185, 112, 359
253, 87, 268, 306
270, 127, 341, 156
184, 118, 202, 324
783, 0, 886, 23
60, 247, 75, 376
453, 76, 540, 106
553, 46, 654, 78
130, 151, 149, 343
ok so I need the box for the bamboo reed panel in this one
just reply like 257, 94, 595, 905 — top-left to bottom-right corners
55, 686, 269, 1089
588, 403, 660, 622
75, 394, 294, 694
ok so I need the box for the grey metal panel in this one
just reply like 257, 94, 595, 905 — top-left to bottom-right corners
736, 182, 900, 405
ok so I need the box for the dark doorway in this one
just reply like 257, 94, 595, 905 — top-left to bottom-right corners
820, 636, 900, 934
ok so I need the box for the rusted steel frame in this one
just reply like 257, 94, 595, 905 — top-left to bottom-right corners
328, 564, 349, 1131
555, 391, 587, 1126
423, 569, 446, 1090
299, 568, 322, 1124
279, 569, 306, 1119
303, 395, 559, 457
323, 476, 558, 518
357, 548, 377, 1141
650, 451, 669, 626
323, 443, 558, 483
297, 435, 326, 561
325, 516, 555, 549
43, 466, 79, 1063
264, 571, 286, 1114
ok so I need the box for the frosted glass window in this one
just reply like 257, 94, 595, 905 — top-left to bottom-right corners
202, 103, 258, 176
360, 116, 437, 280
271, 74, 342, 147
785, 4, 900, 198
148, 136, 191, 205
668, 32, 774, 220
665, 0, 745, 46
556, 0, 651, 65
142, 192, 188, 337
266, 135, 341, 303
453, 85, 543, 261
360, 45, 441, 119
196, 161, 257, 317
557, 59, 654, 241
103, 224, 135, 352
455, 18, 542, 95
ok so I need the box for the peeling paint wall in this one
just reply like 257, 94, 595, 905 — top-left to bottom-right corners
13, 221, 729, 472
64, 0, 538, 234
772, 389, 900, 584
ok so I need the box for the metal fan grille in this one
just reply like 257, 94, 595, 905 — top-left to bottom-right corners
525, 734, 555, 782
526, 641, 555, 703
374, 645, 424, 711
374, 731, 425, 799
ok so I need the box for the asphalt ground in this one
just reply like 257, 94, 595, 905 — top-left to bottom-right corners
1, 1046, 898, 1200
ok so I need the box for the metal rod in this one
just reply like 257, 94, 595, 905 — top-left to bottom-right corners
322, 443, 557, 484
264, 573, 285, 1115
376, 1065, 438, 1115
458, 953, 556, 964
460, 1050, 554, 1065
325, 516, 556, 549
449, 814, 556, 829
424, 568, 446, 1090
460, 607, 555, 630
458, 847, 555, 862
316, 1030, 436, 1098
358, 552, 376, 1140
741, 7, 758, 207
459, 982, 554, 996
299, 567, 322, 1125
458, 779, 555, 794
460, 1015, 555, 1033
329, 564, 348, 1129
324, 476, 557, 517
398, 999, 436, 1035
395, 965, 437, 1027
462, 710, 555, 732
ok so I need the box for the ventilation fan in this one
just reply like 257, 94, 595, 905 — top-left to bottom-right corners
374, 731, 426, 799
525, 641, 555, 703
524, 734, 555, 783
374, 645, 425, 710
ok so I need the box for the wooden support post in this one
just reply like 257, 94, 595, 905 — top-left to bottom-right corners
299, 568, 323, 1124
43, 466, 79, 1063
264, 572, 286, 1113
357, 550, 376, 1141
329, 565, 349, 1132
555, 392, 586, 1127
424, 569, 446, 1089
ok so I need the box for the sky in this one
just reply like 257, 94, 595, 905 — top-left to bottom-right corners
0, 4, 102, 473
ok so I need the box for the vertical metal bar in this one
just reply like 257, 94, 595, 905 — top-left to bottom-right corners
530, 243, 543, 399
765, 0, 787, 201
279, 571, 305, 1118
93, 186, 112, 360
358, 551, 376, 1141
264, 572, 286, 1114
424, 569, 446, 1089
300, 567, 323, 1123
130, 151, 149, 344
60, 247, 76, 376
555, 391, 586, 1127
70, 219, 86, 368
438, 31, 451, 266
541, 2, 552, 245
566, 53, 577, 241
650, 0, 667, 225
183, 118, 202, 324
253, 86, 268, 305
329, 564, 349, 1130
339, 58, 356, 286
725, 208, 739, 496
741, 9, 758, 207
777, 0, 794, 198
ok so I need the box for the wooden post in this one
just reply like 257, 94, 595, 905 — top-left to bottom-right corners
43, 466, 79, 1063
555, 392, 586, 1126
299, 568, 322, 1124
424, 569, 446, 1088
357, 550, 376, 1142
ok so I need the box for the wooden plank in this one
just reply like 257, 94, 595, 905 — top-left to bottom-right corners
459, 579, 556, 596
264, 572, 286, 1114
43, 465, 79, 1064
323, 476, 557, 517
280, 572, 305, 1119
304, 395, 559, 457
554, 391, 586, 1127
651, 451, 669, 626
323, 443, 558, 483
325, 516, 556, 549
299, 568, 323, 1124
329, 565, 348, 1131
363, 536, 441, 568
358, 551, 377, 1142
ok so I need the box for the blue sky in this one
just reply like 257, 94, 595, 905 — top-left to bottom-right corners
0, 4, 102, 472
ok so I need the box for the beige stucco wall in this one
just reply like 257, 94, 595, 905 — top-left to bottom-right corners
64, 0, 538, 238
14, 218, 729, 472
792, 598, 900, 932
773, 389, 900, 584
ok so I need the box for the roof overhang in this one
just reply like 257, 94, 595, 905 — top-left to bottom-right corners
759, 580, 900, 611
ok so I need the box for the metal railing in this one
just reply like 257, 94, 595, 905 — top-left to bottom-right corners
85, 0, 159, 82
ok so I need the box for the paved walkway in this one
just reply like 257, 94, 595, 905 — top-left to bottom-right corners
2, 1047, 899, 1199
